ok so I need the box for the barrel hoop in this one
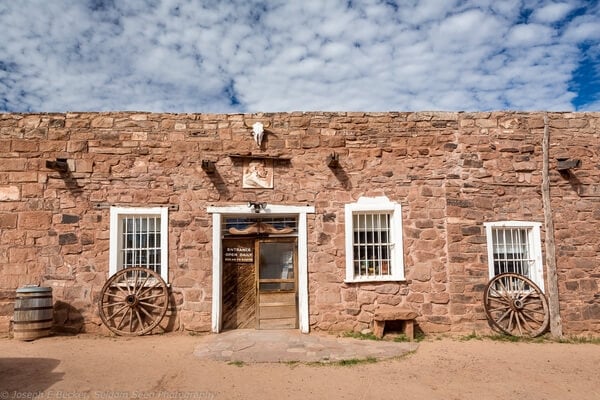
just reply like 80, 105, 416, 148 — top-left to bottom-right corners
16, 295, 52, 300
14, 306, 54, 311
13, 318, 54, 325
13, 327, 52, 333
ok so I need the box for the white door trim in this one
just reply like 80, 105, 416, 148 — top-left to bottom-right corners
208, 204, 315, 333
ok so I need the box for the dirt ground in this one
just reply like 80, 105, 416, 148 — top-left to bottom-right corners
1, 333, 599, 400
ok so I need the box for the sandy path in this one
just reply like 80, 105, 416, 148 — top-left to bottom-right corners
1, 334, 598, 400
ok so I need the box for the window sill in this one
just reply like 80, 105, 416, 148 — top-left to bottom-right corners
113, 280, 171, 288
344, 277, 406, 284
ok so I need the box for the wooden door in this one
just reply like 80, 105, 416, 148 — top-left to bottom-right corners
222, 239, 256, 329
257, 239, 298, 329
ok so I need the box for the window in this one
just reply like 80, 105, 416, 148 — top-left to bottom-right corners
109, 207, 169, 282
345, 197, 405, 282
484, 221, 544, 291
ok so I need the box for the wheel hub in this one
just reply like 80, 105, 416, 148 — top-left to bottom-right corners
125, 294, 138, 307
510, 298, 524, 311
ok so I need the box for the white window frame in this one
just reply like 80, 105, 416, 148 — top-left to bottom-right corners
484, 221, 544, 291
109, 206, 169, 282
344, 196, 405, 283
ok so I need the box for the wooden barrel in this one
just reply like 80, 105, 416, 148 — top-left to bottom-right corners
13, 286, 53, 340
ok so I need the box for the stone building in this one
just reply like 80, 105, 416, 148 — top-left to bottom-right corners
0, 111, 599, 336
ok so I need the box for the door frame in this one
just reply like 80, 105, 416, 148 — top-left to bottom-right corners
207, 204, 314, 333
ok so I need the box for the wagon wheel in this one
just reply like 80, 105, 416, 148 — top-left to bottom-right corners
483, 273, 549, 337
99, 267, 169, 336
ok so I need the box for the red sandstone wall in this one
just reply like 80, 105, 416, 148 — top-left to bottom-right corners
0, 111, 598, 336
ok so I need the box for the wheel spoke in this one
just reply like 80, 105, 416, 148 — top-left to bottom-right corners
521, 309, 545, 323
138, 301, 164, 309
134, 309, 146, 331
130, 270, 139, 294
487, 305, 511, 315
489, 287, 510, 301
521, 307, 546, 315
113, 284, 129, 297
496, 280, 508, 294
135, 273, 152, 296
138, 281, 162, 299
515, 311, 523, 336
138, 304, 156, 319
104, 291, 125, 300
517, 311, 537, 332
507, 310, 515, 332
115, 306, 130, 330
125, 271, 135, 295
494, 281, 513, 303
517, 289, 533, 302
128, 308, 134, 332
106, 303, 128, 320
487, 296, 511, 306
496, 308, 512, 325
138, 293, 167, 302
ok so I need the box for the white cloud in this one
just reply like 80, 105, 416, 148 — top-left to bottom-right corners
563, 18, 600, 42
0, 0, 597, 112
397, 0, 461, 26
531, 2, 577, 23
506, 23, 556, 47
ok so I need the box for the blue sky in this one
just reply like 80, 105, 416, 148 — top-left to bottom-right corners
0, 0, 598, 113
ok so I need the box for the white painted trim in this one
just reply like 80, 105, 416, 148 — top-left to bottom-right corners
211, 213, 222, 333
109, 206, 169, 282
297, 212, 309, 333
208, 204, 314, 333
484, 221, 542, 229
207, 204, 315, 215
344, 196, 405, 283
484, 221, 545, 291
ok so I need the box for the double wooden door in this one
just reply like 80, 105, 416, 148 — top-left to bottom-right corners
222, 238, 297, 330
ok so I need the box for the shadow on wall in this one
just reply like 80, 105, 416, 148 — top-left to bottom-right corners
0, 358, 64, 393
159, 291, 180, 332
52, 301, 84, 334
52, 293, 181, 336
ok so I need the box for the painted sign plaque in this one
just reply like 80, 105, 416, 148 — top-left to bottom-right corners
224, 245, 254, 263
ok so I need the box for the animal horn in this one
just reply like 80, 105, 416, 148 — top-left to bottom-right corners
243, 119, 270, 128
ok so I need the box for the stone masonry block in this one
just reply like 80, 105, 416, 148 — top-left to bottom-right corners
0, 186, 20, 201
18, 211, 52, 229
58, 233, 78, 245
0, 214, 17, 228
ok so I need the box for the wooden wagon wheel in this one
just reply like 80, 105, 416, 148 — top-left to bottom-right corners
483, 273, 549, 338
98, 267, 169, 336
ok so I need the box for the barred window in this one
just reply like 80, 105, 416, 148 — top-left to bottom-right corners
345, 197, 404, 282
352, 213, 392, 278
484, 221, 544, 291
110, 207, 169, 282
120, 216, 162, 273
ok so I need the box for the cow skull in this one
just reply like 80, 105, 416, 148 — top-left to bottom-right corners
252, 122, 264, 147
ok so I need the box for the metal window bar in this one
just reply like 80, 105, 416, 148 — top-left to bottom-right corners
353, 212, 392, 278
120, 216, 161, 274
492, 227, 532, 278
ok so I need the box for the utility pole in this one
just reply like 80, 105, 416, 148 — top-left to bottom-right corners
542, 113, 563, 338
